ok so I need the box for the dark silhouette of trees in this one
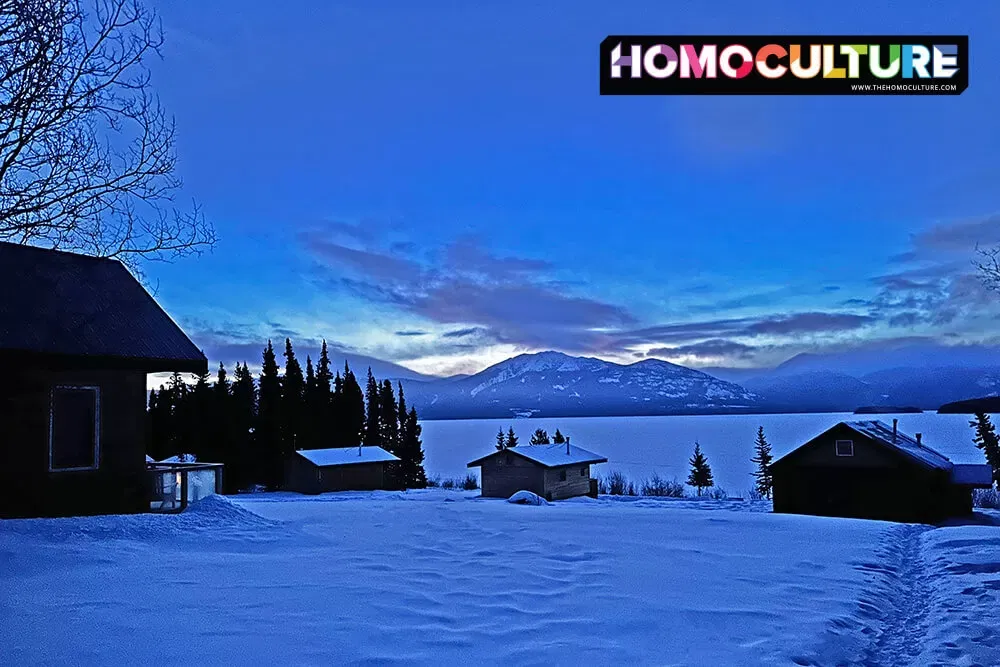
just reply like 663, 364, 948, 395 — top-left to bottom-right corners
530, 429, 550, 445
552, 429, 567, 444
971, 412, 1000, 484
145, 340, 427, 492
0, 0, 215, 272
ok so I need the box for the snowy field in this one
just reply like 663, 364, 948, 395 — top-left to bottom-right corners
2, 492, 999, 666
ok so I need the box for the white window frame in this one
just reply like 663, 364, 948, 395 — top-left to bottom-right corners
835, 439, 854, 457
48, 385, 101, 472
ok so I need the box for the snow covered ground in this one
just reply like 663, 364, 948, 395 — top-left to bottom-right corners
1, 491, 999, 666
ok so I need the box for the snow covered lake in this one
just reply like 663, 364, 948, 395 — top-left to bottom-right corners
2, 491, 999, 665
422, 412, 992, 493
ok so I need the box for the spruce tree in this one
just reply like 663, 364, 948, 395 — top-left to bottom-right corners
687, 442, 714, 496
530, 428, 550, 445
257, 341, 283, 489
316, 341, 334, 436
399, 407, 427, 488
281, 338, 305, 454
506, 426, 519, 448
211, 362, 231, 465
552, 429, 566, 444
229, 362, 258, 492
379, 379, 399, 453
303, 355, 318, 450
397, 382, 408, 453
340, 363, 365, 448
363, 368, 381, 447
751, 426, 774, 499
496, 427, 507, 450
971, 412, 1000, 484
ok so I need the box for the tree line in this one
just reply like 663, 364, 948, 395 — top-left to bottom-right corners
147, 339, 426, 493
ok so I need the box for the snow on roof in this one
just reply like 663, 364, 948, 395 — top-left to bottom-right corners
160, 453, 197, 463
950, 464, 994, 487
145, 455, 155, 463
468, 443, 608, 469
296, 446, 400, 467
843, 420, 953, 470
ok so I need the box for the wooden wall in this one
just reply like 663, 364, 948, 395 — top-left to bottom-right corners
478, 452, 545, 498
0, 366, 148, 518
285, 455, 388, 494
542, 464, 592, 501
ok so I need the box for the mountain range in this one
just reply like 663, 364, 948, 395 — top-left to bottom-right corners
390, 345, 1000, 419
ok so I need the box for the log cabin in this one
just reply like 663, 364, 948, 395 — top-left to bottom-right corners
0, 242, 207, 518
771, 419, 993, 523
468, 443, 608, 501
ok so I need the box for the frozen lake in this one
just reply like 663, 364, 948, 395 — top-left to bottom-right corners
421, 412, 992, 495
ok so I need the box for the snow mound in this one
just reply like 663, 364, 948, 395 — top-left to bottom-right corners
0, 495, 279, 543
507, 490, 549, 505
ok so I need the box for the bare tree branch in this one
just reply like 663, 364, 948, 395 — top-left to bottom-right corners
975, 243, 1000, 293
0, 0, 215, 272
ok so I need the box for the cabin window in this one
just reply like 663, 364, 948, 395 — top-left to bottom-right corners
49, 386, 100, 472
559, 470, 567, 481
835, 440, 854, 457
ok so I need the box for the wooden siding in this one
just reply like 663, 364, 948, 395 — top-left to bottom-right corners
0, 367, 148, 518
479, 451, 545, 498
542, 464, 592, 501
285, 455, 388, 494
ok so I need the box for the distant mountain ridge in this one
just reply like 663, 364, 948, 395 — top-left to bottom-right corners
401, 351, 761, 419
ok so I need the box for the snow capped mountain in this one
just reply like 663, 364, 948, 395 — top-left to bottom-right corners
403, 351, 761, 419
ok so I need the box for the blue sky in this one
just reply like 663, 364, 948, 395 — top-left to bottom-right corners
142, 0, 1000, 376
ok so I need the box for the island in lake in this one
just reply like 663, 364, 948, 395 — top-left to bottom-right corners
853, 405, 923, 414
938, 396, 1000, 414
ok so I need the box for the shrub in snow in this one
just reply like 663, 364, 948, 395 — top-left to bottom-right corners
603, 470, 637, 496
507, 490, 549, 505
640, 473, 686, 497
426, 476, 440, 488
707, 487, 728, 500
461, 473, 479, 491
973, 486, 1000, 509
441, 478, 456, 489
746, 488, 765, 502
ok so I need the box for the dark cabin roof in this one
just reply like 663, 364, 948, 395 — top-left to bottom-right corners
468, 444, 608, 469
773, 420, 953, 471
0, 242, 207, 373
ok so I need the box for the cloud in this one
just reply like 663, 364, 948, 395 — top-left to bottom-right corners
302, 233, 635, 353
743, 312, 873, 336
647, 339, 758, 360
905, 214, 1000, 257
395, 330, 428, 337
442, 326, 489, 339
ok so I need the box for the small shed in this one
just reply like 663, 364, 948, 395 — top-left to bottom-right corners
468, 443, 608, 501
285, 446, 400, 494
0, 242, 207, 518
771, 420, 993, 523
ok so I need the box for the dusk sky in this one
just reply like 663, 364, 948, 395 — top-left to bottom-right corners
142, 1, 1000, 377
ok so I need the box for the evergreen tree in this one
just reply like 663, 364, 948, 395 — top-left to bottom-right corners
182, 370, 213, 462
147, 387, 171, 461
210, 362, 231, 465
281, 338, 305, 454
496, 427, 507, 450
303, 355, 318, 450
751, 426, 774, 500
164, 371, 189, 457
686, 442, 714, 496
340, 363, 365, 448
315, 341, 334, 437
257, 341, 283, 489
379, 379, 399, 453
506, 426, 519, 448
971, 412, 1000, 484
552, 429, 566, 444
398, 407, 427, 489
530, 428, 550, 445
363, 368, 381, 446
229, 361, 257, 492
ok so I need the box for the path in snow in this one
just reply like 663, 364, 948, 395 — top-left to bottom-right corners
856, 524, 934, 667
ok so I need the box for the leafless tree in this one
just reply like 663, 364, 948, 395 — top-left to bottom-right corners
0, 0, 215, 273
975, 244, 1000, 293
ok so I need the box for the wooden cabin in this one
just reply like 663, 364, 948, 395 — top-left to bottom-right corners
771, 419, 993, 523
0, 242, 208, 518
468, 443, 608, 501
285, 446, 401, 494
